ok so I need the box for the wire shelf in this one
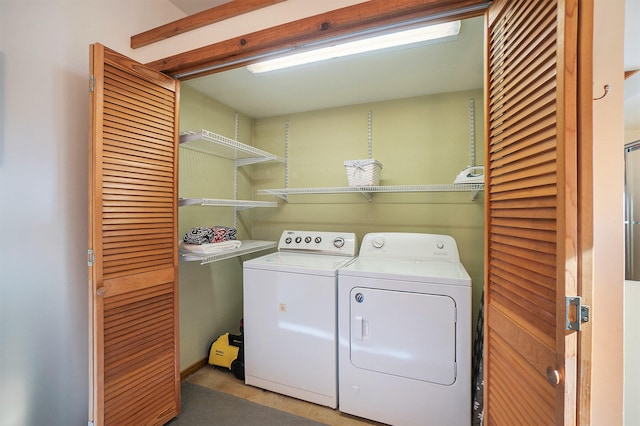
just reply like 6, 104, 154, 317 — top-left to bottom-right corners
258, 184, 484, 201
180, 129, 285, 166
179, 198, 278, 209
179, 240, 276, 265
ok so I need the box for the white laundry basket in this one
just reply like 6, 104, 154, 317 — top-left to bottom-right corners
344, 159, 383, 186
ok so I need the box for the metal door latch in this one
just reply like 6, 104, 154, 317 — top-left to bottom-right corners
565, 296, 590, 331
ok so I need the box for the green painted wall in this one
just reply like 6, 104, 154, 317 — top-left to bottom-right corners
178, 84, 253, 370
178, 84, 485, 371
252, 89, 485, 333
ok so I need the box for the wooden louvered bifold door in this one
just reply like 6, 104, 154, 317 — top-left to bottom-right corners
89, 43, 180, 426
484, 0, 579, 424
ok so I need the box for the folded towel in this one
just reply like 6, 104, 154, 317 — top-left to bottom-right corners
183, 227, 214, 245
183, 226, 237, 244
179, 240, 242, 255
212, 227, 227, 243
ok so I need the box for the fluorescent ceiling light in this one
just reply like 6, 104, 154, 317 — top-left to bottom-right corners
247, 20, 461, 74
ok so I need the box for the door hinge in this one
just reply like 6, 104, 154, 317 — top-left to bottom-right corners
565, 296, 590, 331
88, 249, 95, 267
89, 74, 95, 92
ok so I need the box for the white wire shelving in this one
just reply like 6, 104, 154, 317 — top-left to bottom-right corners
179, 129, 285, 166
179, 128, 282, 264
179, 240, 277, 265
258, 183, 484, 201
179, 198, 278, 210
258, 109, 484, 202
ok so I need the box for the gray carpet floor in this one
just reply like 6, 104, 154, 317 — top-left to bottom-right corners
166, 381, 328, 425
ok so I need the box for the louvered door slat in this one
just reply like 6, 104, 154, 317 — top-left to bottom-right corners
103, 195, 174, 204
103, 166, 173, 182
89, 43, 179, 426
490, 337, 554, 424
492, 150, 557, 177
104, 204, 174, 213
103, 157, 174, 177
104, 113, 175, 140
485, 0, 579, 423
106, 66, 176, 107
103, 257, 174, 276
103, 151, 174, 172
103, 223, 172, 233
104, 100, 176, 132
491, 214, 556, 230
491, 257, 555, 293
103, 136, 176, 161
106, 359, 174, 407
104, 92, 175, 124
104, 135, 174, 159
488, 8, 556, 92
105, 127, 175, 152
103, 92, 175, 129
103, 76, 174, 117
104, 230, 173, 241
491, 271, 555, 309
490, 122, 556, 159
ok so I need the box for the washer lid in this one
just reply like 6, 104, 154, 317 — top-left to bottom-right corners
244, 251, 355, 275
339, 257, 471, 286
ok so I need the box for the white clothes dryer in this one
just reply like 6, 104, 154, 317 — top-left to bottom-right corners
243, 230, 357, 408
338, 232, 472, 426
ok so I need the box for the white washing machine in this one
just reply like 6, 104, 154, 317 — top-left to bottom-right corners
243, 230, 357, 408
338, 232, 472, 426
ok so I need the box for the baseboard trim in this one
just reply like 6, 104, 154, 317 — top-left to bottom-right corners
181, 357, 208, 381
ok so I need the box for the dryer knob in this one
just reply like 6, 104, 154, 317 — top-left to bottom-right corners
372, 236, 385, 248
333, 237, 345, 248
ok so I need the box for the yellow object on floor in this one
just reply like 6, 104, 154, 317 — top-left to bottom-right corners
208, 333, 239, 369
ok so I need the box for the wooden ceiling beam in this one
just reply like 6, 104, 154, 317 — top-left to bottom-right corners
131, 0, 286, 49
144, 0, 490, 79
626, 69, 639, 80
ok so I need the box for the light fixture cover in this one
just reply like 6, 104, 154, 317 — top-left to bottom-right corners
247, 20, 461, 74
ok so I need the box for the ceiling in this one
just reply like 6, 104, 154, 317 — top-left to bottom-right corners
170, 0, 640, 129
184, 17, 484, 118
169, 0, 231, 15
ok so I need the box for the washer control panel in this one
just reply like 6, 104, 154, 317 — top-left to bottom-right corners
278, 230, 357, 256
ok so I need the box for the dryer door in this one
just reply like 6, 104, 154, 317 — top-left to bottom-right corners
349, 287, 456, 385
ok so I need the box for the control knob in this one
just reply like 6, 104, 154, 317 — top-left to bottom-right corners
333, 237, 345, 248
372, 236, 385, 248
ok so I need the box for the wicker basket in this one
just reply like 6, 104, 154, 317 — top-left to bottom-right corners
344, 159, 383, 186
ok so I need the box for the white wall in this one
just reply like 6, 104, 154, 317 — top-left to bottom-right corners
626, 71, 640, 143
626, 280, 640, 425
592, 0, 625, 423
0, 1, 186, 424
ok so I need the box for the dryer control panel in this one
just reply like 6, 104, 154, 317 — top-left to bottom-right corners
278, 230, 357, 256
359, 232, 461, 262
